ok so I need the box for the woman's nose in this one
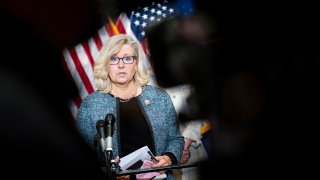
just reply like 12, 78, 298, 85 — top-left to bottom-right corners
117, 59, 125, 68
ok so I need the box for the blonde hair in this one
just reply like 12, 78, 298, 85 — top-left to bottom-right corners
94, 34, 149, 93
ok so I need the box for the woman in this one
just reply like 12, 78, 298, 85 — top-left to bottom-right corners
76, 34, 183, 179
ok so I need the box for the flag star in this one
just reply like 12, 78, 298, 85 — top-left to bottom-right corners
157, 18, 161, 22
143, 7, 149, 11
134, 20, 140, 26
156, 10, 162, 15
162, 6, 167, 11
157, 3, 161, 7
169, 8, 174, 13
141, 22, 147, 28
162, 14, 166, 18
149, 16, 155, 21
150, 8, 156, 14
135, 12, 141, 17
141, 31, 145, 36
142, 14, 148, 20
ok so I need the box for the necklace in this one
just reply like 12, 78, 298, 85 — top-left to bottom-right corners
113, 85, 138, 103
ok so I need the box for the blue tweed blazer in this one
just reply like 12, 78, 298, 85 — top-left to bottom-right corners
76, 85, 183, 163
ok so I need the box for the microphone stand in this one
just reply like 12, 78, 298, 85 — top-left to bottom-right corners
104, 149, 118, 180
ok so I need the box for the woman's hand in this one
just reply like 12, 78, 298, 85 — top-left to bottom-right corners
113, 156, 130, 179
152, 155, 172, 174
114, 156, 120, 164
180, 149, 190, 164
116, 176, 130, 180
180, 138, 192, 164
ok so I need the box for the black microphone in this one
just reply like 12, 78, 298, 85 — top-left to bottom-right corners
96, 120, 106, 151
105, 113, 115, 151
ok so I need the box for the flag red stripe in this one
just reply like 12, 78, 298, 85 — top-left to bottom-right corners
140, 39, 153, 67
140, 39, 149, 56
93, 33, 103, 51
62, 58, 80, 95
68, 48, 95, 94
105, 23, 116, 36
73, 93, 82, 108
68, 113, 76, 125
61, 56, 82, 122
61, 55, 74, 82
116, 18, 126, 34
82, 41, 95, 68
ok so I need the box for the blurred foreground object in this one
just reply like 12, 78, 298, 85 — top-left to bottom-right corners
0, 0, 107, 179
147, 1, 320, 178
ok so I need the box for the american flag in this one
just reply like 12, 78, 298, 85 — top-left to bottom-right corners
63, 0, 194, 121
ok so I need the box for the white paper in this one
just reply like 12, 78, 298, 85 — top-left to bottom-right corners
119, 146, 151, 170
119, 146, 167, 179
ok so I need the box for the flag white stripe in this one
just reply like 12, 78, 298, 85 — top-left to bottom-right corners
88, 37, 100, 60
98, 25, 111, 46
63, 49, 89, 99
74, 44, 96, 90
68, 99, 79, 120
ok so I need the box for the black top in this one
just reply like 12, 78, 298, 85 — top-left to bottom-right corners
119, 97, 155, 158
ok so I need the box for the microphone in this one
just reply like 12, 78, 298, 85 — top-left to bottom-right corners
104, 113, 119, 179
96, 120, 106, 151
105, 113, 115, 151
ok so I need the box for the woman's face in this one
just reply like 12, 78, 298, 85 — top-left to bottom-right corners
108, 44, 137, 86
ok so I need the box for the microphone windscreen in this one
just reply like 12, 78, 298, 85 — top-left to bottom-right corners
105, 113, 115, 125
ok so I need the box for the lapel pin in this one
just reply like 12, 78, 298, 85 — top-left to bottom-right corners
144, 99, 150, 105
